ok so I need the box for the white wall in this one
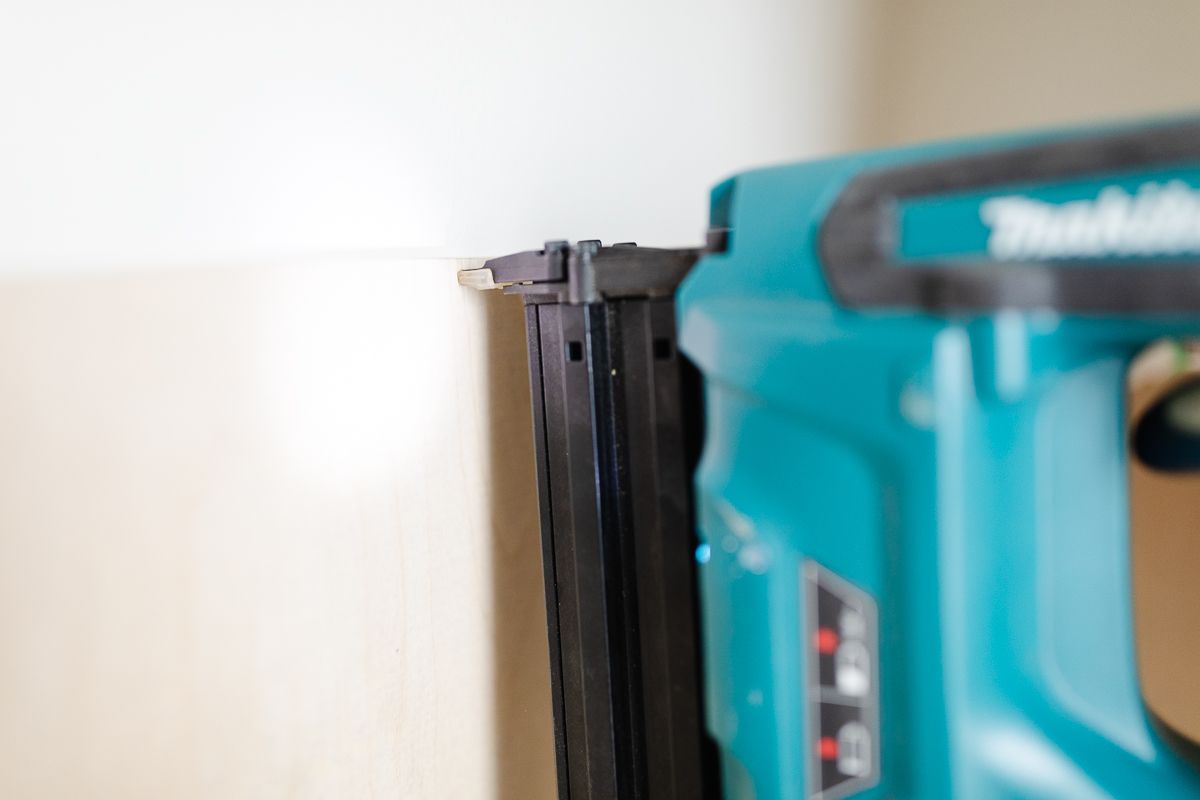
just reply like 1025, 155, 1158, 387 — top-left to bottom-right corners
0, 0, 860, 273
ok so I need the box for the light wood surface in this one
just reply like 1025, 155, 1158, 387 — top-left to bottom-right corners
0, 260, 555, 799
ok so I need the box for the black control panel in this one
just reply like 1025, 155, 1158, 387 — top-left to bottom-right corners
804, 561, 879, 799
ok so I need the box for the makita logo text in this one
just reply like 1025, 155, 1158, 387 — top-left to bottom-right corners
979, 180, 1200, 260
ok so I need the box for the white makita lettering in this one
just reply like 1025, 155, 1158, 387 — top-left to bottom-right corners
979, 180, 1200, 260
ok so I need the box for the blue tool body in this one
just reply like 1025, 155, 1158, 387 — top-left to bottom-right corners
678, 118, 1200, 799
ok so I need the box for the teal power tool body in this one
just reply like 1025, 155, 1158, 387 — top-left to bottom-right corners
460, 118, 1200, 799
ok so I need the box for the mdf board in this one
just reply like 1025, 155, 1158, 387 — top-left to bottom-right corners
0, 261, 555, 799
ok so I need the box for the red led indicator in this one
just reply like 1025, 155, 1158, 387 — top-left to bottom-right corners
815, 626, 839, 655
818, 735, 838, 761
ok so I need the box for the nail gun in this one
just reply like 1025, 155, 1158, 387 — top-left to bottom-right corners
459, 117, 1200, 799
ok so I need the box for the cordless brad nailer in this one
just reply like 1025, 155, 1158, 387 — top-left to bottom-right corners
459, 118, 1200, 799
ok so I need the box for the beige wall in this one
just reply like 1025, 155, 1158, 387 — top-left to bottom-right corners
850, 0, 1200, 148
